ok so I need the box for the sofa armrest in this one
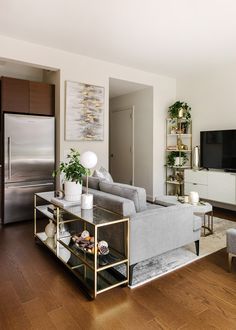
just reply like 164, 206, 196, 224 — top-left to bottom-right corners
130, 204, 199, 265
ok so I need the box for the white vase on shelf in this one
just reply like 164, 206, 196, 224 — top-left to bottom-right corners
45, 219, 56, 238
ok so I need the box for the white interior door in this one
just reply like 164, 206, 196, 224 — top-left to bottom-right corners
109, 107, 134, 184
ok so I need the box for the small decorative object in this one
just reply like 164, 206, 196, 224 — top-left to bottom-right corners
80, 151, 98, 209
65, 81, 104, 141
170, 126, 177, 134
184, 195, 189, 203
59, 223, 70, 246
189, 191, 199, 205
177, 137, 183, 150
71, 232, 109, 255
167, 151, 188, 167
81, 230, 90, 239
45, 237, 56, 250
53, 148, 86, 202
193, 146, 200, 170
45, 219, 56, 238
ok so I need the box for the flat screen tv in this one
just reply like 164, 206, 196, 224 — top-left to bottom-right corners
200, 130, 236, 171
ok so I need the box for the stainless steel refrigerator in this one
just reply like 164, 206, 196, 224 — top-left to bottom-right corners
3, 113, 55, 224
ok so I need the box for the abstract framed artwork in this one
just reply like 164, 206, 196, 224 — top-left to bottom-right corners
65, 80, 104, 141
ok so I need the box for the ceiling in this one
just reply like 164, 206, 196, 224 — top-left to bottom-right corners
1, 0, 236, 77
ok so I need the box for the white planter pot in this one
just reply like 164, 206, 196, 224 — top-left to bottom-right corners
174, 157, 184, 166
64, 181, 82, 202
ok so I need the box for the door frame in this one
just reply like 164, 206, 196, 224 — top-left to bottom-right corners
109, 105, 135, 185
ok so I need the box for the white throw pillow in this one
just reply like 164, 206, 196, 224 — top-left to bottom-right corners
93, 166, 113, 183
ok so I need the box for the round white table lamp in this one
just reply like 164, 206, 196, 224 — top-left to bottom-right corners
80, 151, 98, 209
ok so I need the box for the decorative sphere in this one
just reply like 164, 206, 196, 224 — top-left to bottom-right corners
80, 151, 98, 169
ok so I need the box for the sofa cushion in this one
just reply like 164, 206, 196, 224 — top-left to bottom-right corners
93, 166, 113, 183
99, 181, 147, 212
82, 176, 101, 190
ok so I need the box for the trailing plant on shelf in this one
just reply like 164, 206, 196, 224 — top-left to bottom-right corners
166, 151, 188, 167
168, 101, 191, 123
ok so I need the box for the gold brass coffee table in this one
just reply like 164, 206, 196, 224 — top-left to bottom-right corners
34, 191, 129, 299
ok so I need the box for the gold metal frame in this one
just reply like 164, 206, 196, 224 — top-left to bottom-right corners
34, 193, 129, 299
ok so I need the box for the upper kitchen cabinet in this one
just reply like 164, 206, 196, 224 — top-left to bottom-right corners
29, 81, 55, 115
1, 77, 55, 116
1, 77, 29, 113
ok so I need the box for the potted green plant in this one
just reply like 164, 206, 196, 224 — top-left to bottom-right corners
167, 151, 188, 167
53, 148, 87, 201
168, 101, 191, 121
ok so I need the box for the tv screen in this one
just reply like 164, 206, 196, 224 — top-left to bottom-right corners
200, 130, 236, 170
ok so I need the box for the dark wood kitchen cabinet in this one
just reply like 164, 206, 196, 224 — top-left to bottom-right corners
1, 77, 29, 113
1, 77, 55, 116
29, 81, 54, 115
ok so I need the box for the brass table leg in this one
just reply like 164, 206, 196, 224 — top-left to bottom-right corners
202, 211, 213, 236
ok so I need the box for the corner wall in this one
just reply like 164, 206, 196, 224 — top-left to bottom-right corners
0, 35, 176, 198
177, 69, 236, 146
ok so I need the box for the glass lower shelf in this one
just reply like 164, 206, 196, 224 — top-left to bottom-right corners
43, 240, 128, 298
58, 237, 127, 271
36, 232, 57, 254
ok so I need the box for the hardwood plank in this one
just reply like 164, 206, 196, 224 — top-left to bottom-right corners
48, 307, 79, 329
22, 298, 56, 330
0, 281, 32, 330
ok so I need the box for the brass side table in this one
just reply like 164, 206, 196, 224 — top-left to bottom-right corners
34, 191, 129, 299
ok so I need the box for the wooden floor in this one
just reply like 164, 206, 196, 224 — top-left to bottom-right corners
1, 209, 236, 330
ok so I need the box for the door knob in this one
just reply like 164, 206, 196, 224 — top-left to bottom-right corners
110, 154, 114, 158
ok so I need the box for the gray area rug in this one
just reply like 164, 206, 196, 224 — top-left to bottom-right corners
129, 217, 236, 288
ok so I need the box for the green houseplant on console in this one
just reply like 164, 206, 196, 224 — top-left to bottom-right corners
53, 148, 87, 202
167, 151, 188, 167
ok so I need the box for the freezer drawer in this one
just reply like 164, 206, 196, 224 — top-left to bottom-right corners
4, 181, 54, 224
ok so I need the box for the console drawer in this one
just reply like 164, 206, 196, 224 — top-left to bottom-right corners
184, 170, 208, 185
184, 182, 208, 199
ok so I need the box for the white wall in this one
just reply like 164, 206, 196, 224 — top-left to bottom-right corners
0, 60, 43, 81
177, 68, 236, 147
0, 35, 176, 198
110, 87, 153, 198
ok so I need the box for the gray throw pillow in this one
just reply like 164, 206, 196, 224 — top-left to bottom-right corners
93, 166, 113, 183
99, 181, 147, 212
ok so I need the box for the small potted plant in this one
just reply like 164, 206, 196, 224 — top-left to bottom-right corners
168, 101, 191, 120
53, 148, 87, 201
167, 151, 188, 167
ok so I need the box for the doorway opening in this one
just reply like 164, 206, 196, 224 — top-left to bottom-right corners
109, 78, 153, 194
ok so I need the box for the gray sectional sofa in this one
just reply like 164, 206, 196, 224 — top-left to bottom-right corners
83, 177, 202, 284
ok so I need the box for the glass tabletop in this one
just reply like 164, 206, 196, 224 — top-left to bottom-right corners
36, 191, 125, 225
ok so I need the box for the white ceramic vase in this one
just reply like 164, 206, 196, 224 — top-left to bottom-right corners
174, 157, 184, 166
45, 219, 56, 238
64, 181, 82, 202
189, 191, 199, 205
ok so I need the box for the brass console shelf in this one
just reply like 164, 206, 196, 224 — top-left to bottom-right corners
34, 191, 129, 299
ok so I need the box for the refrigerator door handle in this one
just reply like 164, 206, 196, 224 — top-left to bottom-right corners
8, 137, 12, 180
6, 182, 54, 189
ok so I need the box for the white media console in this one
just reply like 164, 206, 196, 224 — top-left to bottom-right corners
184, 169, 236, 205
